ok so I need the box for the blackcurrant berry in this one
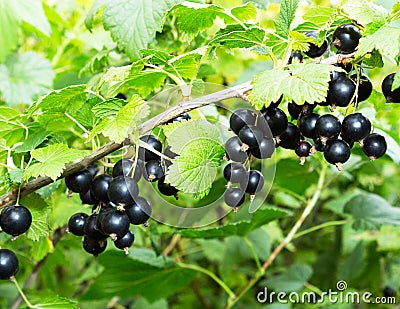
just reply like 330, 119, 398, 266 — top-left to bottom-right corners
84, 214, 108, 241
115, 93, 127, 100
101, 210, 130, 240
223, 163, 248, 185
383, 287, 396, 298
328, 76, 356, 108
250, 137, 275, 159
262, 107, 288, 137
288, 51, 303, 64
229, 109, 257, 135
315, 115, 341, 143
312, 138, 326, 153
350, 74, 373, 103
68, 212, 88, 236
157, 176, 179, 197
143, 160, 164, 182
114, 230, 135, 253
125, 197, 152, 225
238, 125, 264, 150
332, 24, 361, 54
107, 176, 139, 206
138, 135, 162, 162
295, 141, 312, 165
79, 189, 98, 205
82, 236, 107, 256
86, 164, 99, 177
0, 204, 32, 236
304, 31, 328, 58
0, 249, 18, 279
90, 174, 113, 203
240, 170, 264, 195
224, 136, 249, 163
112, 158, 142, 182
299, 113, 319, 139
362, 133, 387, 160
167, 112, 191, 124
382, 73, 400, 103
65, 169, 92, 194
323, 139, 351, 170
277, 123, 301, 150
224, 188, 245, 210
341, 113, 371, 142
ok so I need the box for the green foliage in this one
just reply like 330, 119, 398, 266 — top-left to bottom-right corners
21, 193, 51, 241
274, 0, 299, 38
210, 24, 265, 48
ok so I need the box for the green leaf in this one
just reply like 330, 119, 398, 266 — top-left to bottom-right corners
13, 130, 50, 153
125, 71, 167, 97
302, 7, 336, 27
169, 54, 201, 80
81, 249, 196, 302
339, 0, 388, 28
355, 25, 400, 60
0, 107, 25, 146
274, 0, 299, 38
178, 208, 287, 238
85, 0, 109, 31
393, 66, 400, 90
344, 193, 400, 230
102, 0, 183, 60
290, 31, 315, 52
338, 241, 365, 280
91, 98, 125, 118
210, 24, 265, 48
20, 193, 51, 241
24, 144, 89, 181
242, 0, 269, 10
30, 235, 54, 262
0, 52, 54, 106
79, 49, 111, 76
261, 263, 313, 292
8, 169, 24, 184
22, 295, 78, 309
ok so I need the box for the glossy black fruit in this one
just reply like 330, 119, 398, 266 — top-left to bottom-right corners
240, 170, 264, 195
315, 115, 341, 143
86, 164, 99, 177
0, 204, 32, 236
304, 31, 328, 58
323, 139, 351, 170
138, 135, 162, 162
332, 24, 361, 53
224, 136, 249, 163
383, 286, 396, 298
382, 73, 400, 103
107, 176, 139, 206
295, 141, 312, 165
328, 77, 356, 108
144, 160, 164, 182
79, 189, 98, 205
362, 133, 387, 160
251, 137, 275, 159
341, 113, 371, 142
350, 74, 373, 102
82, 237, 107, 256
112, 158, 142, 182
223, 163, 247, 184
224, 188, 245, 209
0, 249, 19, 279
115, 93, 127, 100
157, 176, 179, 197
91, 174, 113, 203
114, 230, 135, 252
299, 113, 319, 139
312, 138, 326, 152
68, 212, 88, 236
288, 51, 303, 64
101, 210, 130, 239
167, 112, 191, 124
84, 214, 108, 241
238, 125, 264, 150
65, 169, 92, 194
125, 197, 152, 225
262, 107, 288, 137
229, 109, 257, 134
277, 123, 301, 150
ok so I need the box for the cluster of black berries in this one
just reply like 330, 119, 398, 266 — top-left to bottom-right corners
223, 109, 275, 210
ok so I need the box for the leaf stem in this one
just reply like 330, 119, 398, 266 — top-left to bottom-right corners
293, 219, 351, 240
243, 237, 262, 272
12, 277, 35, 309
64, 112, 89, 134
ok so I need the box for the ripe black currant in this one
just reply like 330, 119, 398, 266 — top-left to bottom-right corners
224, 136, 249, 163
112, 158, 142, 182
86, 164, 99, 177
383, 287, 396, 298
311, 138, 326, 153
295, 141, 312, 165
288, 51, 303, 64
262, 107, 288, 137
91, 174, 113, 203
101, 209, 130, 240
323, 139, 351, 170
138, 135, 162, 162
328, 76, 356, 108
107, 176, 139, 206
79, 189, 98, 205
114, 230, 135, 254
250, 137, 275, 159
341, 113, 371, 142
229, 109, 257, 135
157, 176, 179, 198
224, 188, 245, 211
65, 169, 92, 194
68, 212, 88, 236
125, 197, 152, 226
350, 74, 373, 103
332, 24, 361, 54
223, 163, 248, 185
143, 160, 164, 182
82, 237, 107, 256
382, 73, 400, 103
0, 204, 32, 237
362, 133, 387, 161
84, 214, 108, 241
240, 170, 264, 196
238, 125, 264, 150
315, 114, 341, 144
299, 113, 319, 139
276, 123, 301, 150
304, 31, 328, 58
0, 249, 18, 279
